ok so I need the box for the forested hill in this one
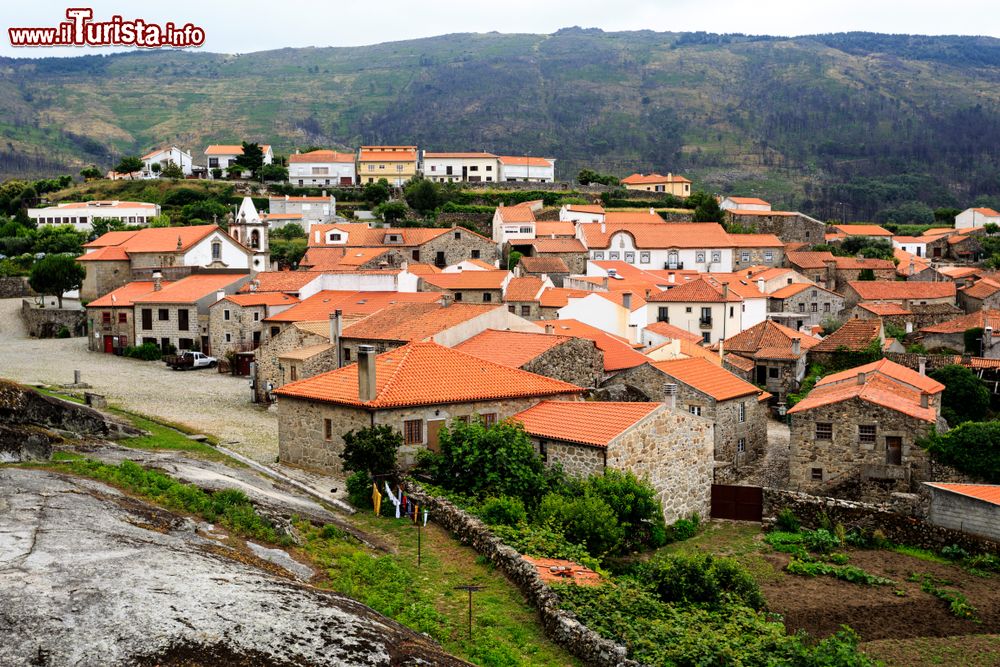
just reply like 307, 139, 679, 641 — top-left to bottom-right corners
5, 28, 1000, 219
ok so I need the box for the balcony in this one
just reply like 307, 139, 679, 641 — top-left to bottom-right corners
699, 317, 713, 329
664, 261, 684, 270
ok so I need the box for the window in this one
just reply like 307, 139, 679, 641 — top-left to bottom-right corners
811, 303, 818, 313
741, 251, 751, 263
521, 305, 531, 316
811, 467, 823, 481
824, 302, 831, 312
519, 226, 533, 234
412, 250, 420, 261
593, 251, 604, 260
102, 311, 111, 324
729, 306, 734, 317
471, 250, 480, 259
859, 425, 876, 444
324, 419, 332, 441
211, 241, 221, 261
253, 312, 260, 321
224, 333, 232, 343
404, 419, 423, 445
764, 251, 774, 261
815, 422, 832, 440
483, 292, 492, 302
624, 251, 635, 263
798, 303, 806, 313
158, 308, 169, 321
811, 290, 818, 297
118, 312, 127, 324
539, 440, 548, 463
482, 413, 498, 427
178, 309, 189, 331
454, 292, 463, 302
768, 367, 779, 378
224, 309, 231, 321
657, 306, 669, 322
737, 438, 746, 453
702, 331, 711, 344
508, 305, 515, 313
689, 405, 702, 416
609, 251, 620, 260
454, 231, 461, 240
270, 326, 280, 337
711, 250, 721, 263
290, 366, 297, 381
696, 251, 706, 263
343, 348, 351, 362
686, 306, 692, 313
331, 233, 342, 241
738, 402, 746, 423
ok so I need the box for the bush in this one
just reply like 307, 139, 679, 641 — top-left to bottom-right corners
667, 515, 700, 542
55, 325, 70, 338
478, 495, 527, 527
346, 470, 373, 509
929, 364, 990, 425
340, 425, 402, 478
581, 469, 668, 550
787, 559, 895, 586
923, 421, 1000, 482
490, 522, 601, 572
124, 342, 162, 361
804, 528, 842, 554
536, 492, 624, 556
639, 552, 765, 609
775, 508, 801, 532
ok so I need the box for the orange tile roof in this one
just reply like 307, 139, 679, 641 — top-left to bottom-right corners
972, 208, 1000, 217
406, 263, 442, 275
926, 483, 1000, 506
644, 320, 704, 344
594, 290, 647, 312
565, 204, 605, 215
919, 309, 1000, 334
604, 211, 663, 224
419, 270, 509, 291
454, 330, 574, 368
787, 251, 836, 269
528, 238, 588, 253
38, 200, 157, 211
538, 287, 593, 308
239, 271, 321, 294
512, 401, 661, 447
496, 205, 536, 224
891, 236, 929, 244
278, 343, 335, 361
522, 556, 602, 586
220, 292, 299, 307
310, 224, 492, 248
288, 150, 355, 163
832, 224, 892, 237
725, 353, 755, 372
498, 156, 554, 167
505, 277, 545, 302
858, 302, 912, 316
76, 245, 132, 262
937, 266, 981, 280
723, 320, 818, 360
728, 233, 784, 247
811, 319, 883, 352
300, 247, 399, 270
646, 277, 742, 303
205, 144, 271, 155
358, 147, 418, 162
581, 222, 731, 250
725, 196, 771, 206
768, 283, 825, 299
621, 173, 691, 185
960, 277, 1000, 300
848, 281, 956, 301
519, 256, 569, 274
267, 290, 441, 322
341, 302, 498, 342
923, 228, 958, 237
86, 281, 170, 308
534, 221, 576, 237
83, 230, 139, 248
268, 196, 333, 203
84, 225, 224, 255
547, 319, 648, 371
132, 273, 246, 304
949, 234, 972, 245
273, 341, 581, 408
727, 209, 799, 217
423, 152, 498, 159
834, 257, 895, 270
651, 357, 762, 401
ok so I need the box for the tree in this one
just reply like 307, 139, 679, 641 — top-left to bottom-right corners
234, 142, 265, 178
577, 168, 620, 186
29, 254, 85, 308
985, 222, 1000, 235
90, 217, 128, 238
925, 421, 1000, 482
260, 164, 288, 182
507, 250, 523, 271
857, 268, 876, 281
688, 191, 724, 222
273, 222, 305, 240
181, 200, 229, 224
403, 178, 441, 214
929, 364, 990, 425
114, 156, 143, 179
374, 200, 408, 223
79, 166, 101, 180
363, 179, 391, 207
31, 225, 87, 255
340, 425, 402, 477
160, 162, 184, 179
150, 162, 162, 175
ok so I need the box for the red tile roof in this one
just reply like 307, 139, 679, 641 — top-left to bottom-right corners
273, 341, 581, 408
564, 204, 605, 215
858, 302, 912, 316
960, 277, 1000, 300
239, 271, 321, 294
811, 319, 883, 352
646, 276, 743, 303
454, 330, 574, 368
266, 290, 441, 322
925, 483, 1000, 506
547, 319, 648, 371
581, 222, 731, 250
604, 211, 664, 224
527, 238, 587, 253
723, 320, 818, 360
423, 152, 498, 159
300, 247, 399, 270
288, 150, 355, 163
358, 147, 418, 162
728, 233, 784, 247
786, 250, 836, 269
496, 204, 536, 224
219, 292, 299, 307
834, 257, 895, 270
519, 256, 569, 274
498, 156, 554, 167
832, 224, 892, 237
83, 225, 225, 255
86, 281, 170, 308
848, 281, 956, 301
538, 287, 593, 308
725, 197, 771, 206
131, 273, 246, 304
651, 357, 763, 401
83, 230, 139, 248
971, 208, 1000, 217
919, 309, 1000, 334
725, 353, 755, 372
505, 277, 545, 302
621, 173, 691, 185
76, 245, 132, 262
341, 303, 499, 342
644, 320, 704, 344
419, 270, 510, 291
535, 221, 576, 237
205, 144, 272, 155
512, 401, 661, 447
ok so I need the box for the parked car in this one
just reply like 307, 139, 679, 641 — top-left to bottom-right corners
163, 351, 218, 371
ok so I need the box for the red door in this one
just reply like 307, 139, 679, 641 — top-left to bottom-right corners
103, 336, 114, 354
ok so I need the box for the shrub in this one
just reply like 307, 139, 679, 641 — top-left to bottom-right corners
941, 544, 971, 561
580, 469, 668, 549
55, 325, 70, 338
346, 470, 373, 509
929, 364, 990, 425
923, 421, 1000, 482
478, 495, 527, 527
804, 528, 841, 554
536, 492, 624, 556
786, 559, 895, 586
775, 508, 801, 532
639, 553, 765, 609
340, 424, 402, 478
667, 516, 700, 542
490, 522, 601, 572
124, 342, 162, 361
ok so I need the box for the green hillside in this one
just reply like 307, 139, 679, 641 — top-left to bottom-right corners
5, 28, 1000, 219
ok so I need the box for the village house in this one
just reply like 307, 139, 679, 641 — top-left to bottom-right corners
77, 224, 254, 301
720, 196, 772, 212
723, 208, 826, 245
261, 290, 442, 339
807, 318, 886, 367
646, 337, 722, 365
766, 282, 845, 331
204, 144, 273, 177
826, 224, 893, 243
491, 201, 543, 246
498, 156, 555, 182
517, 255, 570, 286
288, 150, 356, 187
131, 272, 250, 354
417, 270, 512, 305
518, 238, 589, 275
916, 310, 1000, 357
268, 194, 337, 228
358, 146, 419, 186
29, 200, 161, 232
556, 290, 647, 342
955, 207, 1000, 230
454, 328, 604, 387
547, 319, 649, 381
620, 173, 692, 196
503, 276, 551, 320
958, 277, 1000, 313
892, 235, 933, 258
641, 320, 705, 349
559, 204, 606, 224
787, 359, 945, 491
299, 247, 406, 272
849, 301, 915, 331
140, 146, 193, 178
924, 483, 1000, 543
208, 292, 300, 357
511, 401, 713, 522
730, 234, 784, 271
422, 152, 499, 183
644, 275, 766, 344
310, 223, 497, 268
85, 280, 168, 354
947, 231, 984, 262
274, 342, 583, 470
745, 266, 814, 293
720, 320, 819, 401
602, 357, 769, 470
894, 249, 940, 281
786, 251, 896, 292
842, 280, 957, 310
580, 222, 735, 272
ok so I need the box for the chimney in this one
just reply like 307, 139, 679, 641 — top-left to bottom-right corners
918, 356, 927, 376
920, 392, 929, 408
358, 345, 377, 402
600, 221, 606, 234
663, 383, 678, 410
216, 289, 226, 302
649, 207, 655, 215
722, 282, 730, 299
545, 324, 555, 335
322, 190, 326, 197
857, 371, 866, 385
440, 293, 454, 308
668, 273, 675, 284
757, 278, 765, 293
329, 309, 343, 366
152, 271, 162, 291
905, 321, 913, 334
622, 291, 632, 310
791, 338, 801, 355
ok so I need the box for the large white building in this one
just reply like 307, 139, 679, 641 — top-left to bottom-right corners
288, 150, 356, 187
29, 200, 161, 231
204, 144, 274, 177
955, 207, 1000, 230
579, 222, 736, 273
140, 146, 193, 178
644, 276, 767, 344
720, 197, 772, 212
498, 156, 555, 183
422, 152, 500, 183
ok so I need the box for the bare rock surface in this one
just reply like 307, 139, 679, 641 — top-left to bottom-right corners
0, 468, 467, 667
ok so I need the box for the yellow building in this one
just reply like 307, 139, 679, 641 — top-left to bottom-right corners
620, 173, 692, 197
358, 146, 419, 186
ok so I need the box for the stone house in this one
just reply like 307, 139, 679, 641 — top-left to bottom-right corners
299, 247, 406, 272
957, 277, 1000, 313
644, 276, 765, 345
830, 258, 897, 291
454, 328, 604, 388
767, 283, 845, 331
514, 238, 589, 276
503, 276, 550, 320
261, 290, 441, 340
268, 194, 337, 227
274, 342, 583, 471
77, 225, 254, 302
85, 280, 166, 353
511, 401, 713, 522
208, 292, 300, 356
720, 320, 819, 401
547, 319, 650, 382
724, 209, 826, 245
842, 280, 957, 311
517, 256, 570, 287
309, 223, 497, 268
730, 234, 784, 272
417, 270, 511, 305
807, 318, 885, 367
239, 271, 325, 299
925, 483, 1000, 542
603, 356, 769, 469
787, 359, 945, 491
916, 310, 1000, 357
947, 233, 984, 262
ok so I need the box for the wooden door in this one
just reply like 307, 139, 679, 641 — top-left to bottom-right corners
103, 336, 114, 354
426, 420, 446, 452
886, 437, 903, 466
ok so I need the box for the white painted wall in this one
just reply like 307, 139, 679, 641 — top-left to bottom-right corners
588, 232, 734, 272
142, 147, 193, 176
955, 208, 1000, 230
559, 206, 604, 223
892, 239, 928, 257
432, 308, 541, 347
558, 294, 629, 338
183, 231, 252, 269
499, 162, 555, 182
289, 161, 356, 186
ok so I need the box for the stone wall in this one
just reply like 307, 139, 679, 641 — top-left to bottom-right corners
505, 300, 542, 320
400, 482, 641, 667
763, 488, 1000, 555
529, 250, 587, 275
522, 337, 604, 388
927, 488, 1000, 542
769, 288, 845, 328
0, 380, 142, 441
133, 304, 201, 351
415, 228, 498, 266
20, 300, 86, 338
253, 326, 328, 402
79, 259, 131, 302
540, 440, 605, 478
726, 212, 826, 245
0, 276, 34, 298
434, 212, 494, 238
209, 302, 267, 356
883, 352, 961, 373
732, 246, 784, 272
86, 307, 134, 351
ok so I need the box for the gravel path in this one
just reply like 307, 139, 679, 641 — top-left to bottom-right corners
731, 418, 791, 488
0, 298, 278, 464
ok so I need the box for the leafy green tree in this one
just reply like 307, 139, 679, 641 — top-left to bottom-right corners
114, 156, 143, 179
688, 191, 724, 222
79, 166, 102, 180
90, 217, 128, 238
578, 168, 620, 186
269, 237, 307, 269
234, 142, 265, 178
583, 470, 667, 549
374, 200, 408, 223
340, 424, 402, 477
929, 364, 990, 425
211, 168, 223, 180
536, 492, 624, 556
506, 250, 523, 271
934, 207, 961, 223
985, 222, 999, 235
29, 254, 85, 308
363, 179, 391, 207
260, 164, 288, 182
403, 178, 442, 214
924, 421, 1000, 482
273, 222, 305, 240
148, 214, 171, 228
160, 162, 184, 179
150, 162, 161, 174
31, 225, 87, 255
876, 200, 934, 226
181, 199, 229, 224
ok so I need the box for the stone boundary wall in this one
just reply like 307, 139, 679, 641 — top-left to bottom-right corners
462, 181, 611, 193
20, 299, 86, 338
401, 482, 641, 667
0, 276, 34, 298
763, 488, 1000, 555
884, 352, 963, 373
434, 212, 494, 238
